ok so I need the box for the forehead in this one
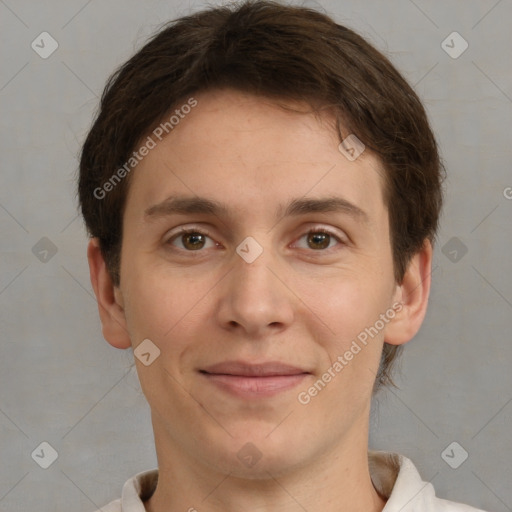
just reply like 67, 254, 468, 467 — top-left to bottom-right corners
125, 89, 387, 224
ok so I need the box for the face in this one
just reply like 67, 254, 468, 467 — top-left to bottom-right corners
112, 89, 406, 476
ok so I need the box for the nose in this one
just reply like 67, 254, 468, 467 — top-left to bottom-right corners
216, 241, 295, 338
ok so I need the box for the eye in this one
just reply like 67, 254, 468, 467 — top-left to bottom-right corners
165, 227, 345, 253
293, 228, 345, 251
166, 228, 218, 251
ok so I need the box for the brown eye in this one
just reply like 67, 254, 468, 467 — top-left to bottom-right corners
307, 231, 331, 250
167, 229, 216, 251
294, 229, 343, 251
182, 232, 206, 250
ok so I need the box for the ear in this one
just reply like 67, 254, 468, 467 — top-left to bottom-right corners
385, 239, 433, 346
87, 238, 131, 349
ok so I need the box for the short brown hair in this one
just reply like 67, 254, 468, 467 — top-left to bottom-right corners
78, 0, 444, 390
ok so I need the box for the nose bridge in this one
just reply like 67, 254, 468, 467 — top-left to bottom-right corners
218, 233, 293, 334
233, 234, 279, 299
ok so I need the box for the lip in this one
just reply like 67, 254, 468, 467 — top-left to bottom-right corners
201, 361, 309, 377
199, 361, 311, 398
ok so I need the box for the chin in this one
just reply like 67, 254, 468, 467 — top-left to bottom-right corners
197, 426, 314, 479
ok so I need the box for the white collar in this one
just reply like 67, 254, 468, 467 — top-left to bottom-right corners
112, 451, 485, 511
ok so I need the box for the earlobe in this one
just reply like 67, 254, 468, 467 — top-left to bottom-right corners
385, 239, 433, 346
87, 238, 132, 349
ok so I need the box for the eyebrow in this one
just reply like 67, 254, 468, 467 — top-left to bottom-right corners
144, 195, 369, 224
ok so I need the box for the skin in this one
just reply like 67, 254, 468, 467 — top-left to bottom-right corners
88, 88, 432, 512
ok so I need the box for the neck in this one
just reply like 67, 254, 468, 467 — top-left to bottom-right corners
144, 414, 387, 512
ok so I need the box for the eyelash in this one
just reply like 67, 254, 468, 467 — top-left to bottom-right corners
165, 226, 346, 253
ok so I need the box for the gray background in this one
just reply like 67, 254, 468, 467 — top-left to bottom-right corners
0, 0, 511, 510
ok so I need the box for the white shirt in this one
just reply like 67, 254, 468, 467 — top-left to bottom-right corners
94, 451, 487, 511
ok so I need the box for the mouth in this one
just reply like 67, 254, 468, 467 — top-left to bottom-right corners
199, 361, 311, 398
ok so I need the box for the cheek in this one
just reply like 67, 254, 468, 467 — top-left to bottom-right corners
300, 277, 389, 410
299, 272, 391, 347
121, 269, 177, 342
121, 262, 215, 358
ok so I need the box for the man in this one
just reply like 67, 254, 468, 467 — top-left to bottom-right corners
79, 1, 487, 510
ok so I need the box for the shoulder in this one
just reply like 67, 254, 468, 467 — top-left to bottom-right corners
92, 498, 121, 511
369, 451, 488, 512
91, 468, 158, 511
433, 496, 488, 512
